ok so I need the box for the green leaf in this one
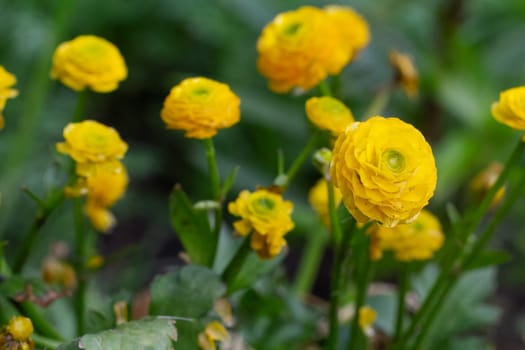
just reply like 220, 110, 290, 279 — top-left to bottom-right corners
169, 185, 215, 266
55, 317, 177, 350
221, 165, 239, 198
149, 264, 225, 318
463, 249, 511, 270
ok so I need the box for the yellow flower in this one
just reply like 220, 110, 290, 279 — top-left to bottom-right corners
86, 255, 105, 270
0, 65, 18, 129
358, 306, 377, 336
469, 162, 505, 208
257, 6, 346, 93
42, 257, 78, 289
324, 5, 370, 63
84, 203, 116, 232
389, 50, 419, 98
198, 321, 230, 350
56, 120, 128, 163
6, 317, 33, 342
51, 35, 127, 92
331, 116, 437, 227
306, 96, 354, 135
491, 86, 525, 131
161, 77, 241, 139
228, 189, 294, 259
375, 210, 444, 261
308, 178, 342, 228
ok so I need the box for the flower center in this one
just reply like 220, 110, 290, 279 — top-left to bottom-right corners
253, 196, 276, 214
382, 149, 405, 173
283, 22, 302, 36
192, 87, 210, 96
84, 132, 108, 149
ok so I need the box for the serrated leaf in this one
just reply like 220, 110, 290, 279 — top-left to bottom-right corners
55, 317, 177, 350
149, 264, 225, 318
169, 185, 215, 266
463, 249, 511, 270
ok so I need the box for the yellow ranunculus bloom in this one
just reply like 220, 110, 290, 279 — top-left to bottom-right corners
308, 178, 342, 228
228, 189, 294, 259
84, 164, 128, 208
331, 116, 437, 227
389, 50, 419, 98
491, 86, 525, 130
41, 257, 77, 289
161, 77, 241, 139
51, 35, 127, 93
56, 120, 128, 163
324, 5, 370, 64
0, 65, 18, 129
197, 321, 230, 350
305, 96, 354, 135
257, 6, 368, 93
374, 209, 444, 261
6, 317, 33, 342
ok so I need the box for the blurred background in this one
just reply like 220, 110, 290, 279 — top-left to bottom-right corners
1, 0, 525, 348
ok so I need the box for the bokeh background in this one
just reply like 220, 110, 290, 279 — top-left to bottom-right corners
1, 0, 525, 349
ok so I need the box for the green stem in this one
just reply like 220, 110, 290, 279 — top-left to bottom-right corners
203, 138, 222, 266
32, 333, 63, 349
72, 90, 88, 123
348, 236, 373, 350
395, 138, 525, 350
293, 229, 328, 296
0, 0, 73, 239
278, 131, 320, 191
327, 179, 342, 243
74, 198, 87, 336
222, 237, 252, 295
12, 192, 65, 273
393, 264, 410, 342
330, 74, 342, 99
327, 219, 355, 350
363, 85, 392, 119
19, 302, 64, 340
318, 79, 333, 97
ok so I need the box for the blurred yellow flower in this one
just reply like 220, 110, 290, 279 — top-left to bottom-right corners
51, 35, 127, 92
161, 77, 241, 139
358, 306, 377, 335
56, 120, 128, 163
308, 178, 342, 228
491, 86, 525, 131
257, 6, 368, 93
198, 321, 230, 350
6, 317, 33, 342
469, 162, 505, 209
84, 203, 116, 232
331, 116, 437, 227
41, 257, 77, 289
374, 209, 444, 261
305, 96, 354, 135
1, 316, 35, 350
228, 189, 294, 259
0, 65, 18, 129
389, 50, 419, 98
325, 5, 370, 63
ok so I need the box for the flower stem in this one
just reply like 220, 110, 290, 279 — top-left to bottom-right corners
348, 236, 373, 350
318, 79, 333, 97
222, 237, 252, 295
203, 137, 222, 266
327, 218, 355, 350
74, 197, 88, 336
278, 131, 320, 191
72, 90, 88, 123
393, 264, 410, 342
395, 138, 525, 349
363, 85, 392, 119
32, 333, 63, 349
293, 228, 328, 296
11, 191, 65, 273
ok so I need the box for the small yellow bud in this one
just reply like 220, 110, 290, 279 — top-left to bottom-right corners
7, 316, 33, 341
